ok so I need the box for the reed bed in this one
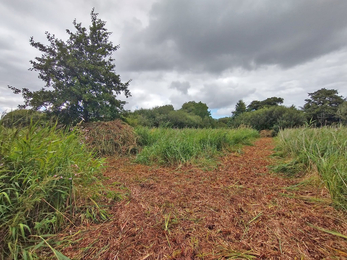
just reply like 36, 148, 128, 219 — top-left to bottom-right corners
275, 126, 347, 211
0, 122, 107, 259
135, 127, 259, 166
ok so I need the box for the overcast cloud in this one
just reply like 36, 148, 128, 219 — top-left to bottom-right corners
1, 0, 347, 118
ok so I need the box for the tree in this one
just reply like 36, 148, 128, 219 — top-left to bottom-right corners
232, 100, 246, 117
9, 9, 130, 124
303, 88, 344, 126
261, 97, 284, 107
337, 101, 347, 124
247, 97, 283, 111
180, 101, 211, 119
230, 106, 305, 132
247, 100, 262, 111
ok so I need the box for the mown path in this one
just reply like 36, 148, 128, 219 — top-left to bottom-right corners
59, 138, 347, 259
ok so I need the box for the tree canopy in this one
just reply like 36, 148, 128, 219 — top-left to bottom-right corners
180, 101, 211, 119
232, 100, 246, 117
9, 9, 130, 124
303, 88, 344, 126
247, 97, 284, 111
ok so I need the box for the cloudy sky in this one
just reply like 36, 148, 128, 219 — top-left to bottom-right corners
1, 0, 347, 118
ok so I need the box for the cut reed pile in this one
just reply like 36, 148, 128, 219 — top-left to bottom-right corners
80, 119, 138, 156
275, 126, 347, 211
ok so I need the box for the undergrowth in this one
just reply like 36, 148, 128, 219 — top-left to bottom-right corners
0, 121, 115, 259
135, 127, 259, 166
274, 126, 347, 211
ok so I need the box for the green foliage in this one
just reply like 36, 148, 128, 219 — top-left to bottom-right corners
232, 100, 246, 117
215, 117, 230, 128
125, 103, 215, 128
1, 109, 48, 128
230, 106, 306, 132
9, 9, 130, 125
167, 110, 203, 128
247, 97, 284, 111
275, 126, 347, 211
247, 100, 262, 111
180, 101, 211, 119
337, 101, 347, 124
135, 127, 259, 166
303, 88, 345, 126
0, 122, 106, 259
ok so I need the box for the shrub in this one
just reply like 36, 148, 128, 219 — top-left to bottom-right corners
230, 106, 306, 133
0, 109, 47, 128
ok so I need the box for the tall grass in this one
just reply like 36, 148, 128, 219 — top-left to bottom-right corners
0, 122, 107, 259
275, 126, 347, 211
135, 127, 259, 166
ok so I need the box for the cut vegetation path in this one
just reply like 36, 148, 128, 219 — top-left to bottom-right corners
58, 138, 347, 259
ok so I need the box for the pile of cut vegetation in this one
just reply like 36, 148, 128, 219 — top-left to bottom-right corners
80, 119, 138, 156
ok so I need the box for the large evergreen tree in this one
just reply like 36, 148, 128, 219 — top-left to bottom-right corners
232, 100, 246, 117
9, 9, 130, 124
303, 88, 344, 126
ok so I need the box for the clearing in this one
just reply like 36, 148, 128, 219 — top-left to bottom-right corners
57, 138, 347, 259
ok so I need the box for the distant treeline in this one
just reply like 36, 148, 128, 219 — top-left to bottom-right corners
121, 88, 346, 132
2, 88, 347, 132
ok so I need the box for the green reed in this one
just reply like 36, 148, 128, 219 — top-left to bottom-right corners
135, 127, 259, 166
275, 126, 347, 211
0, 121, 106, 259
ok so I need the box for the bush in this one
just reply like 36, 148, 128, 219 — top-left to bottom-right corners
230, 106, 306, 133
0, 109, 47, 128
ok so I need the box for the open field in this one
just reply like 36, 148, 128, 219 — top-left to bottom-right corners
1, 123, 347, 259
52, 138, 347, 259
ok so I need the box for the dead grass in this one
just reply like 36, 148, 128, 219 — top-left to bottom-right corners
54, 138, 347, 259
80, 119, 138, 156
259, 130, 274, 138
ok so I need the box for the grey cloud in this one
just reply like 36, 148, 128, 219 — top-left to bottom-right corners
197, 83, 256, 109
120, 0, 347, 73
169, 81, 190, 94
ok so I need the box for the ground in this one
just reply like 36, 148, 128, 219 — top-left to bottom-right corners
57, 138, 347, 259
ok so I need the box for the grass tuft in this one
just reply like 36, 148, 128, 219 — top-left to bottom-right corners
274, 126, 347, 211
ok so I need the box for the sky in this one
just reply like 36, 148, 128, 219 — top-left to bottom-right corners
1, 0, 347, 118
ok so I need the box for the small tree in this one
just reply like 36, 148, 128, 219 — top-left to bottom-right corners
232, 100, 246, 117
9, 9, 130, 124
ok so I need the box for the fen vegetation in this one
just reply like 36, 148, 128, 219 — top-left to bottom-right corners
2, 8, 347, 260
